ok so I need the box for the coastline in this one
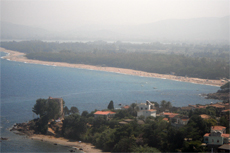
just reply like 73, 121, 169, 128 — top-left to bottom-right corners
0, 47, 228, 87
29, 134, 102, 153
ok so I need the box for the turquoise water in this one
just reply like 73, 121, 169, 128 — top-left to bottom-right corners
0, 51, 219, 152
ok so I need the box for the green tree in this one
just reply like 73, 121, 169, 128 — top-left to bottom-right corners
165, 101, 172, 109
81, 110, 89, 117
204, 118, 217, 129
151, 101, 159, 108
107, 100, 114, 110
46, 100, 61, 120
63, 106, 70, 115
62, 114, 87, 139
186, 115, 208, 140
70, 106, 79, 114
219, 116, 229, 133
128, 103, 139, 116
181, 140, 203, 152
131, 144, 160, 153
32, 98, 47, 117
113, 135, 137, 152
220, 82, 229, 90
35, 115, 49, 134
161, 100, 167, 109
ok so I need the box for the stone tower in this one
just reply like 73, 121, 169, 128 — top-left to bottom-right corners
48, 96, 64, 118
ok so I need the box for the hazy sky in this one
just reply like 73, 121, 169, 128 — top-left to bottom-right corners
1, 0, 229, 28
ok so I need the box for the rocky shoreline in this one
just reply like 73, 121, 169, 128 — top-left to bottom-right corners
9, 120, 103, 153
205, 84, 229, 101
205, 92, 229, 101
10, 122, 35, 136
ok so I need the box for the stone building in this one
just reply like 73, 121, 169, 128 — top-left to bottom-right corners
48, 96, 64, 117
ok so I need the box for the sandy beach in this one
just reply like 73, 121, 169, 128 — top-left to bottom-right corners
29, 134, 103, 153
1, 47, 228, 87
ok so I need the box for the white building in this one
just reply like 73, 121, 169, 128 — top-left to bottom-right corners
204, 126, 230, 145
137, 100, 156, 119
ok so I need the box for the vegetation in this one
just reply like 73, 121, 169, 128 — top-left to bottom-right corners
206, 82, 230, 101
32, 98, 61, 120
107, 100, 114, 110
1, 40, 229, 79
32, 98, 61, 134
29, 97, 229, 152
25, 51, 228, 79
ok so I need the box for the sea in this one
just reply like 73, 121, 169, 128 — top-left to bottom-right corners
0, 51, 220, 152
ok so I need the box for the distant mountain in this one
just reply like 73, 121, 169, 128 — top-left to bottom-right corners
132, 16, 229, 42
1, 21, 50, 39
1, 16, 229, 42
63, 16, 229, 42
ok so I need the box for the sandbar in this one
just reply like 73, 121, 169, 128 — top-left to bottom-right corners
1, 47, 228, 87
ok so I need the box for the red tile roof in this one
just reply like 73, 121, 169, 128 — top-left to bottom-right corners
181, 118, 189, 121
204, 133, 210, 137
122, 105, 130, 109
163, 118, 168, 121
162, 112, 179, 116
222, 134, 230, 138
197, 105, 207, 109
147, 109, 156, 112
222, 109, 230, 113
210, 104, 225, 108
94, 111, 116, 115
200, 114, 211, 119
204, 133, 230, 138
169, 114, 178, 118
211, 126, 226, 131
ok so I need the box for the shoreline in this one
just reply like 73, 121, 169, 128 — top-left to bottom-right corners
29, 134, 102, 153
1, 47, 228, 87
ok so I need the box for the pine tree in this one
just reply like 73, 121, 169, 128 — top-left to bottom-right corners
107, 100, 114, 110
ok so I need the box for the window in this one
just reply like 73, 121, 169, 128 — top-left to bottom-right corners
141, 107, 143, 110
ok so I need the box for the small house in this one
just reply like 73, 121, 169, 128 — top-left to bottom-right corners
94, 110, 116, 120
203, 126, 230, 145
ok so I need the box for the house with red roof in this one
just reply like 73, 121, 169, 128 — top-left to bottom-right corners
94, 110, 116, 120
200, 114, 211, 120
221, 109, 230, 119
160, 112, 179, 118
210, 103, 225, 110
171, 115, 189, 127
204, 126, 230, 145
121, 105, 130, 110
224, 103, 229, 109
